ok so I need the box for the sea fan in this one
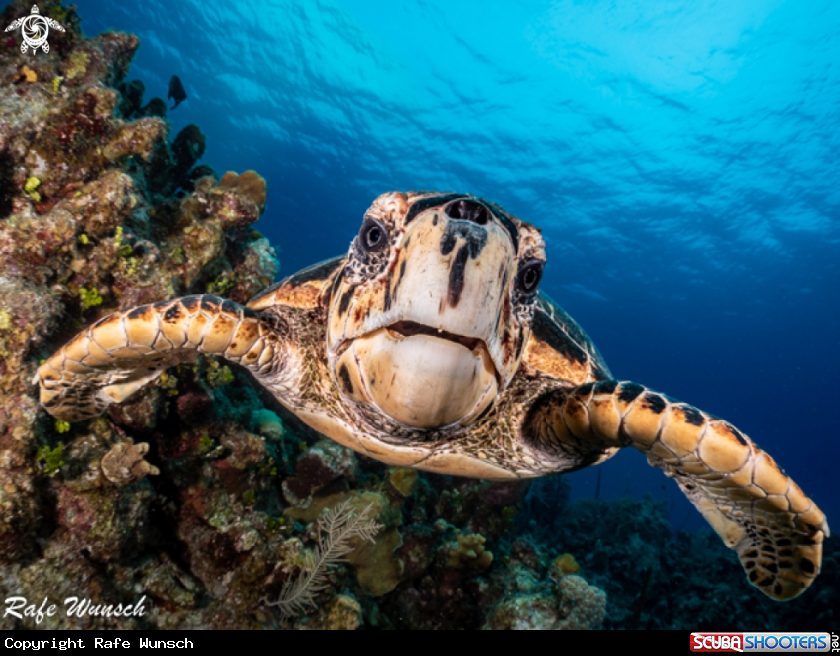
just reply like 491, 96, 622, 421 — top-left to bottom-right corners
264, 500, 382, 619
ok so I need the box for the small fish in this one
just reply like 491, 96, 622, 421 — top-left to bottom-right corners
168, 75, 186, 110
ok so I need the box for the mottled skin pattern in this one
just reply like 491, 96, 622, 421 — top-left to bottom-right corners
36, 192, 828, 601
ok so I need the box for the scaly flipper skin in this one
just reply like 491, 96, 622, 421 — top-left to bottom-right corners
527, 380, 829, 601
35, 295, 283, 421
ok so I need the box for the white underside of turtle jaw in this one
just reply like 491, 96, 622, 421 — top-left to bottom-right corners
334, 326, 498, 429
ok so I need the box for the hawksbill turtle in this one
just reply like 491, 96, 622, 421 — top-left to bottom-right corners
36, 192, 828, 600
4, 5, 65, 54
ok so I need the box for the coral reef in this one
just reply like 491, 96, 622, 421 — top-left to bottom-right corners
0, 0, 835, 632
100, 439, 159, 486
484, 574, 606, 630
513, 479, 840, 631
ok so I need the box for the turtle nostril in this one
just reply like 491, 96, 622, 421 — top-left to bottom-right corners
445, 199, 489, 226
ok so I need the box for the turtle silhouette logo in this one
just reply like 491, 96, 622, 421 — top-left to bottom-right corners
4, 5, 65, 54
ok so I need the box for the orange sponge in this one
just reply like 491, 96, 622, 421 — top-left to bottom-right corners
550, 552, 580, 580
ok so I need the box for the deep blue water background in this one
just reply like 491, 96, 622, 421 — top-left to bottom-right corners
70, 0, 838, 534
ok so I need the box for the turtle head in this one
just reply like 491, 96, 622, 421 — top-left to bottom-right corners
327, 192, 545, 429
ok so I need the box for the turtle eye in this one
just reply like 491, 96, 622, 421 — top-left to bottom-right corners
516, 259, 543, 294
357, 218, 389, 254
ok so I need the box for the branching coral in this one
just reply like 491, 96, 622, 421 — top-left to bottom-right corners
264, 500, 382, 619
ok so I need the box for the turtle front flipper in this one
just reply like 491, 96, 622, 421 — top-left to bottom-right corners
36, 295, 284, 421
527, 380, 829, 601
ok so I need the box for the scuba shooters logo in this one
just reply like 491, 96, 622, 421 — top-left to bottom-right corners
4, 5, 65, 54
690, 633, 835, 652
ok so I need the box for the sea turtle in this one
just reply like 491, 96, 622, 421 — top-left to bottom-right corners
36, 192, 828, 601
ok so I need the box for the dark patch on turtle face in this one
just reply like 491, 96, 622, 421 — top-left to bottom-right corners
642, 392, 667, 415
799, 558, 816, 575
440, 219, 488, 261
593, 380, 618, 395
182, 296, 202, 313
617, 383, 645, 404
337, 286, 354, 318
756, 577, 774, 588
331, 263, 346, 294
681, 405, 705, 426
447, 245, 470, 308
775, 538, 792, 547
351, 303, 363, 323
390, 259, 406, 304
494, 301, 504, 333
743, 549, 759, 559
405, 194, 464, 225
773, 582, 783, 596
748, 570, 759, 583
383, 282, 392, 312
765, 563, 779, 574
337, 364, 353, 395
164, 305, 183, 323
779, 548, 794, 557
514, 325, 525, 359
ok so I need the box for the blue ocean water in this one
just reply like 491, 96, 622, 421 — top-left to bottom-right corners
74, 0, 838, 533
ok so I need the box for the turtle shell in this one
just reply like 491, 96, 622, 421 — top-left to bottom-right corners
522, 292, 612, 386
248, 255, 345, 312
